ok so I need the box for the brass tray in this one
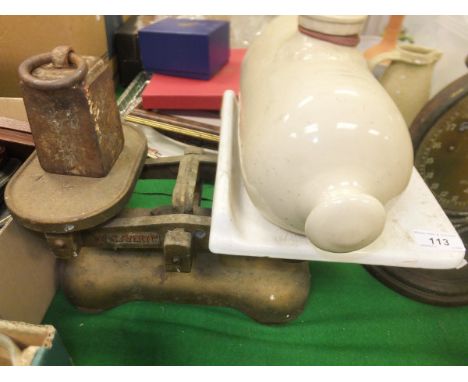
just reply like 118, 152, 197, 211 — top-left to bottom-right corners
5, 124, 147, 233
61, 247, 311, 324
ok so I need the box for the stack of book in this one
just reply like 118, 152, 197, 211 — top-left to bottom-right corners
127, 17, 246, 150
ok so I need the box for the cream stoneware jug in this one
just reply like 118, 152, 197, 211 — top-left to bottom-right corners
239, 16, 414, 253
369, 44, 442, 126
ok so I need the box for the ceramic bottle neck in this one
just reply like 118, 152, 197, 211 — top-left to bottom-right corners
304, 187, 386, 253
298, 15, 367, 47
298, 25, 360, 47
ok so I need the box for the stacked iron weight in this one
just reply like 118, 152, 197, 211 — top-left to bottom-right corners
365, 64, 468, 306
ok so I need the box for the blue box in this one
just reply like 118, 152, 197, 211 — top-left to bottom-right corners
139, 18, 230, 80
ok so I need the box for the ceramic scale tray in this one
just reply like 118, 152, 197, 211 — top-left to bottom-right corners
209, 91, 466, 269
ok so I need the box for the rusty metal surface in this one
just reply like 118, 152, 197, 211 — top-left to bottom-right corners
19, 47, 124, 177
164, 228, 193, 272
79, 212, 210, 256
172, 153, 201, 213
5, 124, 147, 233
43, 151, 214, 261
60, 248, 311, 324
45, 232, 82, 260
141, 153, 217, 182
29, 149, 311, 323
18, 47, 88, 90
51, 46, 75, 69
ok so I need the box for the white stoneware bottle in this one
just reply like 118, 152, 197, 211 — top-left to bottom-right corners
239, 16, 414, 253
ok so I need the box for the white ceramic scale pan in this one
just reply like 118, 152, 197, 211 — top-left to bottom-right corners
209, 91, 466, 270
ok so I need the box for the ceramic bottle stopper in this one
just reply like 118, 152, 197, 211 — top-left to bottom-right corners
239, 16, 414, 253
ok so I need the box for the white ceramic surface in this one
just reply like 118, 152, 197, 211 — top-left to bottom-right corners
209, 91, 466, 269
298, 15, 367, 36
239, 16, 414, 253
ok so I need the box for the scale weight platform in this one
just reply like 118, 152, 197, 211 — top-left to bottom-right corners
209, 91, 466, 270
6, 129, 310, 324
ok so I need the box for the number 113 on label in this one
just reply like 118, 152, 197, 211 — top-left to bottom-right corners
412, 229, 466, 251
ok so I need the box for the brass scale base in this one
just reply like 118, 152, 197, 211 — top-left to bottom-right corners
5, 125, 310, 324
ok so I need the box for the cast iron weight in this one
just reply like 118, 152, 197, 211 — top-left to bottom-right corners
18, 46, 124, 177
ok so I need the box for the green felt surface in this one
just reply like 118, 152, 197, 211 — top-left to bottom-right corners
42, 180, 468, 365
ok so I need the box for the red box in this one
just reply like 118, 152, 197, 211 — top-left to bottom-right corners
142, 49, 246, 111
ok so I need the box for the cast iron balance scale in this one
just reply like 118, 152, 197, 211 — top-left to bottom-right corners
4, 47, 467, 324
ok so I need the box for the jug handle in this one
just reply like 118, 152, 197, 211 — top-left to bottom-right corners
368, 50, 403, 71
